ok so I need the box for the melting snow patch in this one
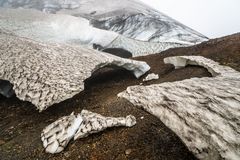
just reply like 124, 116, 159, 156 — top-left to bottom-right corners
0, 30, 150, 111
119, 56, 240, 160
41, 110, 136, 154
143, 73, 159, 82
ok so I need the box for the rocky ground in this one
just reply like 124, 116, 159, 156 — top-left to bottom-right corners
0, 33, 239, 160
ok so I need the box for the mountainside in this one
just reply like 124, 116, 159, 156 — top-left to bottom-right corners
0, 32, 239, 160
3, 1, 239, 160
0, 8, 187, 57
0, 0, 208, 44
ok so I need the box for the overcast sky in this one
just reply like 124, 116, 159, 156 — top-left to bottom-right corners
140, 0, 240, 38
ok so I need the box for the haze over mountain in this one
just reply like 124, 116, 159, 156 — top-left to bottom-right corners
140, 0, 240, 38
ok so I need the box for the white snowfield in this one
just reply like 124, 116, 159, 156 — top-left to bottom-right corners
0, 30, 150, 111
0, 0, 208, 44
118, 56, 240, 160
41, 110, 136, 154
0, 8, 187, 57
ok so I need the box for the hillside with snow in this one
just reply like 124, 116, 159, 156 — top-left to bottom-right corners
0, 0, 208, 45
0, 8, 188, 57
0, 1, 239, 160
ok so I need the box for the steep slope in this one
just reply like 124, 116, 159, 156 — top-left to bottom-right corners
0, 33, 238, 160
0, 0, 208, 44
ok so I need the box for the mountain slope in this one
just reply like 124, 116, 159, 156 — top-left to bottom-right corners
0, 33, 239, 160
0, 0, 208, 44
0, 8, 186, 57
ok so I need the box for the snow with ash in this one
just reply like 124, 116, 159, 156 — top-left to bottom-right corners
41, 110, 136, 154
0, 8, 188, 57
0, 30, 150, 111
119, 56, 240, 160
1, 0, 208, 45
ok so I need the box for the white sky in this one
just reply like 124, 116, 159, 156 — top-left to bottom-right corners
140, 0, 240, 38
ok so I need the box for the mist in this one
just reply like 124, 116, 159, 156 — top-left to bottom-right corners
140, 0, 240, 38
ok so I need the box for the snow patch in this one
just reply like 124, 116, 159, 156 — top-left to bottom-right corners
143, 73, 159, 82
119, 56, 240, 160
42, 110, 136, 154
0, 31, 150, 111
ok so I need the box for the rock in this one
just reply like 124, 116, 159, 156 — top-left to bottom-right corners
143, 73, 159, 82
125, 149, 132, 155
41, 110, 136, 154
0, 30, 150, 111
118, 56, 240, 160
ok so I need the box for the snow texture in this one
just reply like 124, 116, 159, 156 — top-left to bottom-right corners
41, 109, 136, 154
107, 35, 186, 57
118, 56, 240, 160
0, 0, 208, 44
0, 30, 150, 111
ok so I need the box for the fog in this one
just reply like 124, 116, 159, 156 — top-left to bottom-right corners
140, 0, 240, 38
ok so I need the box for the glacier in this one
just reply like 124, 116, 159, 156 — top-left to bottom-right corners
0, 8, 187, 57
0, 0, 208, 45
